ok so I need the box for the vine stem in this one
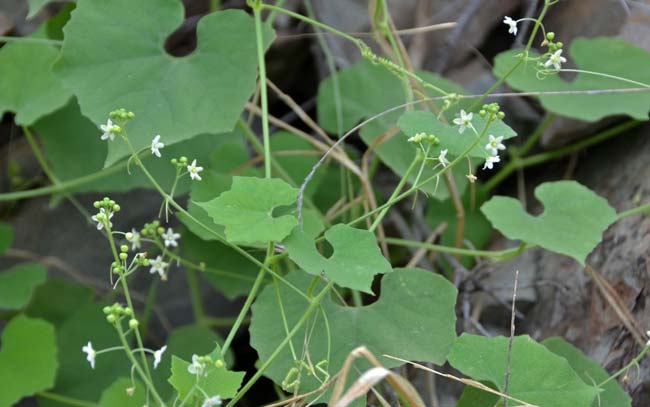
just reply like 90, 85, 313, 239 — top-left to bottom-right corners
598, 345, 650, 387
225, 280, 335, 407
37, 392, 98, 407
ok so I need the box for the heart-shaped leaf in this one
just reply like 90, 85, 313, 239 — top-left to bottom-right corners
0, 315, 58, 407
250, 268, 457, 398
197, 176, 299, 245
481, 181, 617, 264
0, 263, 47, 310
493, 38, 650, 122
0, 41, 71, 125
448, 334, 599, 407
283, 224, 392, 293
54, 0, 273, 166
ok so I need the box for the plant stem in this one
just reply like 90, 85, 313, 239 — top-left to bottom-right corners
599, 345, 650, 387
225, 280, 335, 407
37, 392, 98, 407
385, 237, 527, 259
115, 323, 166, 406
516, 113, 556, 157
253, 4, 272, 179
185, 268, 205, 325
369, 157, 418, 232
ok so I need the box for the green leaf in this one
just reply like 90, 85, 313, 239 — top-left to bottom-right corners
448, 334, 599, 407
0, 315, 58, 407
152, 325, 229, 401
481, 181, 617, 264
54, 0, 274, 166
455, 383, 500, 407
0, 41, 71, 125
168, 347, 245, 402
317, 61, 470, 199
98, 378, 145, 407
0, 263, 47, 310
543, 337, 631, 407
34, 99, 233, 196
197, 176, 299, 245
26, 279, 94, 326
397, 110, 517, 160
283, 224, 392, 293
493, 38, 650, 121
0, 222, 12, 255
250, 268, 457, 397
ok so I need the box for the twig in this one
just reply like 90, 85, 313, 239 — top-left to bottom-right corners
503, 269, 519, 407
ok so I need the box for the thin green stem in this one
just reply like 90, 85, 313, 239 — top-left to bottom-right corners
260, 4, 362, 46
0, 35, 62, 45
225, 280, 335, 407
369, 157, 418, 232
115, 323, 165, 406
37, 392, 98, 407
385, 237, 528, 260
140, 278, 159, 339
617, 203, 650, 220
516, 113, 556, 156
599, 345, 650, 387
253, 4, 272, 178
186, 269, 205, 325
265, 0, 287, 24
559, 69, 650, 89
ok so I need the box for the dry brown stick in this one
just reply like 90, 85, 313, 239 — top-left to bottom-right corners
383, 355, 538, 407
503, 269, 520, 407
266, 78, 335, 146
325, 195, 366, 222
584, 264, 647, 347
406, 222, 447, 268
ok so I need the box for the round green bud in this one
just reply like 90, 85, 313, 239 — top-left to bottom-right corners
479, 109, 487, 117
128, 319, 139, 329
179, 156, 188, 164
102, 306, 111, 314
93, 201, 101, 208
214, 359, 224, 369
119, 252, 128, 261
103, 197, 110, 203
107, 314, 117, 324
157, 227, 165, 235
113, 204, 121, 212
556, 41, 563, 49
171, 158, 178, 165
124, 307, 133, 316
125, 232, 134, 241
497, 111, 505, 120
127, 112, 135, 119
120, 245, 129, 252
546, 32, 555, 41
143, 259, 150, 266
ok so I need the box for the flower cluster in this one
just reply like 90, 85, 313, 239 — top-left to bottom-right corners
541, 32, 566, 71
478, 103, 508, 170
171, 156, 204, 181
91, 197, 121, 231
407, 132, 439, 145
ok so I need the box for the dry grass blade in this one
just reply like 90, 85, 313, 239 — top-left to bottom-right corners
382, 355, 540, 407
584, 264, 646, 347
329, 346, 425, 407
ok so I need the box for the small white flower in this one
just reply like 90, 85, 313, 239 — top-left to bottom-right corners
153, 345, 167, 369
483, 155, 501, 170
202, 396, 222, 407
187, 159, 203, 181
544, 49, 567, 71
503, 16, 518, 36
82, 341, 96, 369
128, 228, 141, 251
408, 132, 425, 144
162, 228, 180, 248
149, 255, 168, 277
438, 149, 449, 167
150, 135, 165, 158
91, 208, 113, 231
188, 354, 206, 376
485, 135, 506, 156
453, 110, 473, 134
100, 119, 119, 141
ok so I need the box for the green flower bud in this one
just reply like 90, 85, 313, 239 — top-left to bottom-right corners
127, 111, 135, 119
157, 227, 165, 235
215, 359, 224, 369
124, 307, 133, 316
556, 41, 563, 49
546, 32, 555, 41
171, 158, 178, 165
113, 204, 121, 212
120, 245, 129, 252
479, 109, 487, 117
107, 314, 116, 324
179, 156, 188, 164
128, 319, 139, 329
119, 252, 128, 261
497, 111, 505, 120
93, 201, 101, 208
102, 306, 111, 314
125, 232, 134, 241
